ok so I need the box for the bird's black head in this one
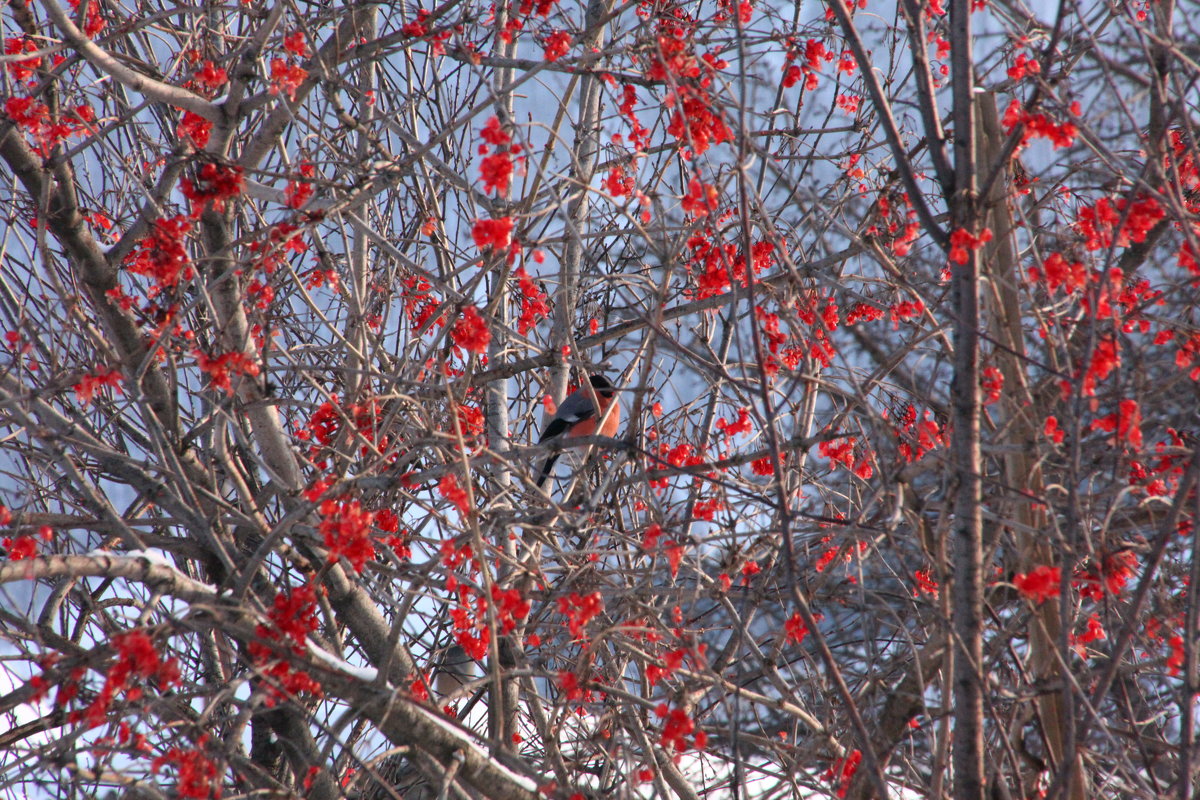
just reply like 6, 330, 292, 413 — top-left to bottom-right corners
588, 374, 616, 397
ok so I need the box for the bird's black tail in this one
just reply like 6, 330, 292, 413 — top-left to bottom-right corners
535, 453, 560, 487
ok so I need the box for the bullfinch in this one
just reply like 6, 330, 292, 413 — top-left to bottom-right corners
535, 374, 621, 488
433, 643, 477, 701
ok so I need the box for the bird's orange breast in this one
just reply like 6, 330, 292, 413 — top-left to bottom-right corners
597, 399, 621, 438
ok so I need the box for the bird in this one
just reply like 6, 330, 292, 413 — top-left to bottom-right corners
535, 374, 621, 488
432, 643, 477, 702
